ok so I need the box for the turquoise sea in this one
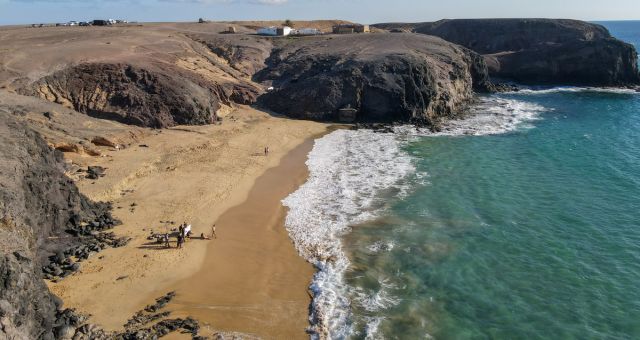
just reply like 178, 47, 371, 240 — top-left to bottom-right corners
283, 21, 640, 339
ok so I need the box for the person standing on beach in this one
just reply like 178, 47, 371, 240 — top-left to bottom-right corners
177, 225, 184, 248
163, 233, 170, 248
212, 224, 217, 239
177, 233, 184, 248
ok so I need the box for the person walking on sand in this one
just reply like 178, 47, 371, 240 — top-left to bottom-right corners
211, 224, 217, 239
264, 146, 269, 156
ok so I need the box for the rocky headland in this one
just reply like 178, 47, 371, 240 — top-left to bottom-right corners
0, 18, 639, 339
253, 33, 492, 124
374, 19, 640, 86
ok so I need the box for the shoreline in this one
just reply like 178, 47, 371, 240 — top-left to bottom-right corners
165, 137, 322, 339
45, 106, 329, 335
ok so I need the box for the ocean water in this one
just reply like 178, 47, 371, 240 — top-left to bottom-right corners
283, 22, 640, 339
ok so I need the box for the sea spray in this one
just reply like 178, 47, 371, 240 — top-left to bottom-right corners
394, 97, 548, 137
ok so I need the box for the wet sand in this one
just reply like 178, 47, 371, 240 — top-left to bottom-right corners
166, 138, 316, 339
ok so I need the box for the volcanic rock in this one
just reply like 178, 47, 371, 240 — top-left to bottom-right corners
255, 33, 492, 125
19, 63, 260, 128
375, 19, 640, 86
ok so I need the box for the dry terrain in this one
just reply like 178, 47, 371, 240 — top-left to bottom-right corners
0, 21, 332, 338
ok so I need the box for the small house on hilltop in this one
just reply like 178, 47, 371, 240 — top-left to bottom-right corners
257, 26, 292, 36
332, 24, 370, 34
292, 28, 323, 36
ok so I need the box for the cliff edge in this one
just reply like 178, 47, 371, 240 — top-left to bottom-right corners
0, 111, 116, 339
253, 33, 491, 125
375, 19, 640, 86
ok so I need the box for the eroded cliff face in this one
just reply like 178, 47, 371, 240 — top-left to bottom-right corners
18, 63, 260, 128
0, 112, 115, 339
254, 34, 491, 125
376, 19, 640, 86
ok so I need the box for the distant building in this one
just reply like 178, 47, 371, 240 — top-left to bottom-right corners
332, 24, 370, 34
338, 105, 358, 122
257, 26, 292, 36
292, 28, 322, 36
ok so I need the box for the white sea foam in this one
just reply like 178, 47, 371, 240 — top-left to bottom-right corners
353, 277, 400, 312
394, 97, 548, 137
363, 316, 385, 340
283, 95, 550, 338
514, 86, 639, 95
282, 129, 415, 339
367, 240, 395, 253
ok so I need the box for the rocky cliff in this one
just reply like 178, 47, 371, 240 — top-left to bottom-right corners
18, 63, 259, 128
254, 33, 492, 125
375, 19, 640, 86
0, 112, 116, 339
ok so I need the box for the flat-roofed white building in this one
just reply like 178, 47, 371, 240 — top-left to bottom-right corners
257, 26, 292, 36
292, 28, 322, 36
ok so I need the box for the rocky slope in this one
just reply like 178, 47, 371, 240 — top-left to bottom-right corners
0, 111, 117, 339
374, 19, 640, 86
254, 33, 492, 125
18, 63, 259, 128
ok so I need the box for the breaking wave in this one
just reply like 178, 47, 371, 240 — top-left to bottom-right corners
282, 129, 415, 338
394, 96, 548, 137
514, 86, 639, 95
282, 94, 551, 338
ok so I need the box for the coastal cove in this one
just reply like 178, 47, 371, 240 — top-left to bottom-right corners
40, 105, 329, 336
284, 22, 640, 338
0, 17, 639, 340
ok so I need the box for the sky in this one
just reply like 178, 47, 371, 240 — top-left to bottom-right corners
0, 0, 639, 25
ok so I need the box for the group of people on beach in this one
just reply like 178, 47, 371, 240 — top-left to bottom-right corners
162, 222, 216, 249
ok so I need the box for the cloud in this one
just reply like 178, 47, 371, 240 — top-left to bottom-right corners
156, 0, 289, 4
8, 0, 288, 4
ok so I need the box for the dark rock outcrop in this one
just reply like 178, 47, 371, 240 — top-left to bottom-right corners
19, 63, 260, 128
375, 19, 640, 86
255, 34, 492, 125
0, 112, 117, 339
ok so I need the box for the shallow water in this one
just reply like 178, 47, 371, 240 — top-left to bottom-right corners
283, 22, 640, 339
345, 88, 640, 339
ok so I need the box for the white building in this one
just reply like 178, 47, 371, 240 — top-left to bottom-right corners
292, 28, 322, 36
257, 26, 292, 36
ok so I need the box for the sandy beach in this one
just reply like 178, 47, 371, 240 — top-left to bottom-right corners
45, 105, 328, 337
167, 139, 318, 339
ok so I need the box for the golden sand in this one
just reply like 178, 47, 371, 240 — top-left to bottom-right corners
47, 106, 328, 337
